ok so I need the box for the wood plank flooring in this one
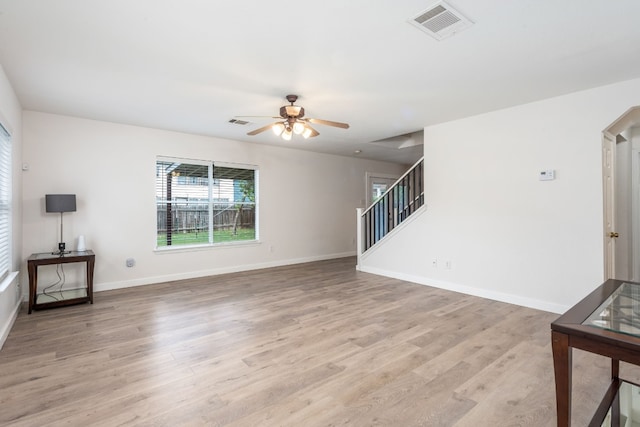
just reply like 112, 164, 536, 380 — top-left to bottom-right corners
1, 257, 637, 426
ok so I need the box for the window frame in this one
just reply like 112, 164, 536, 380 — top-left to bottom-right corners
0, 123, 11, 282
155, 156, 259, 251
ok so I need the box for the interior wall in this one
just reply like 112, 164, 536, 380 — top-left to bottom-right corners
0, 65, 23, 348
21, 111, 406, 294
360, 77, 640, 313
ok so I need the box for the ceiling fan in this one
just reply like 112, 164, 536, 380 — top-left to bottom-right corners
240, 95, 349, 140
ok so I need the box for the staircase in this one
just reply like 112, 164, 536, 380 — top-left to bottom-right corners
357, 157, 424, 259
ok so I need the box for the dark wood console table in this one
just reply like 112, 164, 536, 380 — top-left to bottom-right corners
551, 279, 640, 426
27, 250, 95, 314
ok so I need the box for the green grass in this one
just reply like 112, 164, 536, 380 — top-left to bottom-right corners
157, 228, 255, 247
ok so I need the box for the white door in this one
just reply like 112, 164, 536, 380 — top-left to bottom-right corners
604, 131, 637, 280
603, 132, 617, 279
615, 134, 632, 280
366, 173, 399, 207
603, 106, 640, 280
633, 149, 640, 280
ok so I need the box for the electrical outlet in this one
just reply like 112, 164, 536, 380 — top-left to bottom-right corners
126, 258, 135, 268
445, 260, 452, 270
432, 259, 438, 268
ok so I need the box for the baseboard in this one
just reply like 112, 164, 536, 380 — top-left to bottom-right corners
0, 297, 21, 351
95, 251, 356, 293
358, 265, 568, 314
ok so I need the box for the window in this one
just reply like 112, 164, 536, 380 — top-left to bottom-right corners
0, 124, 11, 281
156, 158, 257, 248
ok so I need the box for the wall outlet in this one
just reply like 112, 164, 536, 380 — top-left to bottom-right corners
432, 259, 438, 268
445, 260, 452, 270
126, 258, 135, 268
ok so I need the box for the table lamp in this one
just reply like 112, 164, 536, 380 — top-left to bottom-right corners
45, 194, 76, 255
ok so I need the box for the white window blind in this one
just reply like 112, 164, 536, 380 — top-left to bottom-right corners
0, 123, 11, 281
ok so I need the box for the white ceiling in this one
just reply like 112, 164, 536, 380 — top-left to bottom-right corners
1, 1, 640, 165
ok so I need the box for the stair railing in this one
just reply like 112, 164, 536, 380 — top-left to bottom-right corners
357, 157, 424, 258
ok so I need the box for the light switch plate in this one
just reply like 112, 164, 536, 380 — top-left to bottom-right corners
539, 170, 555, 181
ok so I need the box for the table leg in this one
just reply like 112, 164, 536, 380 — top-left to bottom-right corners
27, 262, 37, 314
552, 330, 572, 427
612, 358, 619, 379
612, 381, 621, 426
86, 258, 95, 304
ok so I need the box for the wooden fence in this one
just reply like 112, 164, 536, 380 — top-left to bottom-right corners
157, 204, 255, 233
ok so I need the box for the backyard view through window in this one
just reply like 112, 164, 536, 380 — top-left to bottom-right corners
156, 158, 257, 248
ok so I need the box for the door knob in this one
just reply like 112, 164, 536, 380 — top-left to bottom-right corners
609, 232, 619, 238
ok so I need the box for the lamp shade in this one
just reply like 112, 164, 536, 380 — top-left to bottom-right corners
45, 194, 76, 213
293, 122, 305, 134
272, 122, 285, 136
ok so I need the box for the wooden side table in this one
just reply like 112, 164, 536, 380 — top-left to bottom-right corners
27, 250, 95, 314
551, 279, 640, 426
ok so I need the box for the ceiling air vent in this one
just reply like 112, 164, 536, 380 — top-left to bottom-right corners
408, 1, 473, 40
229, 119, 249, 125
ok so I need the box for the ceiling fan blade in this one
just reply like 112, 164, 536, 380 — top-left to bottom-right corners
307, 118, 350, 129
235, 116, 281, 119
247, 122, 279, 136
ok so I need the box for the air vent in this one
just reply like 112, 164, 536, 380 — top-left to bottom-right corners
408, 1, 473, 40
229, 119, 249, 125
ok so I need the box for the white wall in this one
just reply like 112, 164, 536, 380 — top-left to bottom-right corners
360, 77, 640, 313
0, 65, 23, 349
21, 111, 405, 294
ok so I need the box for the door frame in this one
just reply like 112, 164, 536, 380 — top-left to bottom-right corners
365, 172, 400, 208
602, 106, 640, 280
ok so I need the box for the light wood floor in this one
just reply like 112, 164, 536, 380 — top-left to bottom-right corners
1, 257, 638, 426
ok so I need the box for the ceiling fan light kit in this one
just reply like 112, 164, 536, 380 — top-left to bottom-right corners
272, 122, 285, 136
282, 128, 293, 141
283, 105, 303, 117
292, 121, 305, 134
243, 94, 349, 141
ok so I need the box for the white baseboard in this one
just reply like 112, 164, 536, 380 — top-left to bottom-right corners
358, 265, 568, 314
0, 296, 21, 351
95, 251, 356, 293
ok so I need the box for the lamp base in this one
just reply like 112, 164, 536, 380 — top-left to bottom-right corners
52, 242, 69, 256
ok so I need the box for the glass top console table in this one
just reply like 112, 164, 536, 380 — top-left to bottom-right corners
552, 279, 640, 426
27, 250, 95, 314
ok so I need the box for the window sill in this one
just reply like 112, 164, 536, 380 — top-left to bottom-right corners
154, 240, 261, 254
0, 271, 19, 293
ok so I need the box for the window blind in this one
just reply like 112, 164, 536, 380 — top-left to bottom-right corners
0, 123, 11, 281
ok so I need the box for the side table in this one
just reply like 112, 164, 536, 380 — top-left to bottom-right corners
27, 250, 95, 314
551, 279, 640, 426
